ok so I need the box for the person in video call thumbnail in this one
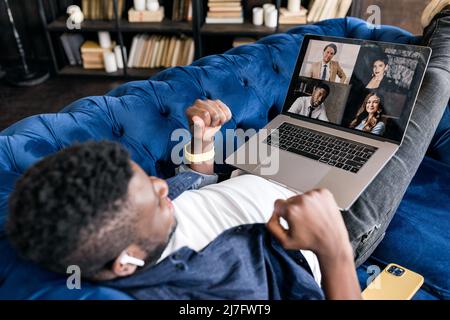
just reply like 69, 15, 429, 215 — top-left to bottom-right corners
366, 53, 396, 90
307, 43, 347, 83
288, 82, 330, 121
349, 92, 386, 136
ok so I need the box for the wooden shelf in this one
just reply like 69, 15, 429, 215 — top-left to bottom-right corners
120, 19, 193, 34
47, 16, 192, 34
201, 21, 276, 36
200, 21, 306, 36
47, 16, 117, 32
58, 66, 124, 77
58, 66, 166, 79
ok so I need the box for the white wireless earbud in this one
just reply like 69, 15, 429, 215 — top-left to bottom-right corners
119, 253, 145, 267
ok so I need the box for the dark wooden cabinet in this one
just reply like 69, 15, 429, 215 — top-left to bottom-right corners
353, 0, 430, 35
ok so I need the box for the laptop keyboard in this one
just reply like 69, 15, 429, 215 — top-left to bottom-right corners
263, 122, 378, 174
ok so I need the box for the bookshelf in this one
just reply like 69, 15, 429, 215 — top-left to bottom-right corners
38, 0, 196, 79
198, 0, 359, 57
38, 0, 358, 79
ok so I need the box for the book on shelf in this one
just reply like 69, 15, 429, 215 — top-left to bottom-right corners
127, 34, 194, 69
336, 0, 353, 18
128, 7, 165, 22
80, 40, 115, 69
172, 0, 193, 22
207, 11, 243, 18
149, 36, 160, 68
307, 0, 352, 23
279, 7, 308, 25
205, 17, 244, 23
205, 0, 243, 24
60, 33, 85, 66
209, 6, 241, 12
208, 1, 241, 6
321, 0, 340, 20
171, 39, 181, 66
82, 0, 125, 20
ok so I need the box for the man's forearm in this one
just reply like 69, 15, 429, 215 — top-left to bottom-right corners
318, 244, 362, 300
188, 138, 215, 175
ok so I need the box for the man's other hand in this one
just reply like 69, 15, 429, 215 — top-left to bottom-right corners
267, 189, 361, 300
266, 189, 352, 260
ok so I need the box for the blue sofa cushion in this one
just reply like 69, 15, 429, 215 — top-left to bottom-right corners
0, 17, 449, 299
369, 157, 450, 299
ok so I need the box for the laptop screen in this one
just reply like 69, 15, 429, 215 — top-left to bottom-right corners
282, 35, 431, 144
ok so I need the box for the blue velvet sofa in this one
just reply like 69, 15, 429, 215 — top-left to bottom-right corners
0, 17, 449, 300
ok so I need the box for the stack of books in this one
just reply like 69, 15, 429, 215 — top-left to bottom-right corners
307, 0, 353, 23
205, 0, 243, 24
128, 7, 165, 22
127, 35, 195, 69
172, 0, 193, 21
279, 7, 308, 25
80, 41, 114, 69
81, 0, 125, 20
60, 33, 85, 66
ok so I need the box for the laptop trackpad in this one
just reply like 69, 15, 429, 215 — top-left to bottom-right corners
253, 154, 330, 192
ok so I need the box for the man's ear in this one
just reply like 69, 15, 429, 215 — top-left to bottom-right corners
111, 247, 141, 277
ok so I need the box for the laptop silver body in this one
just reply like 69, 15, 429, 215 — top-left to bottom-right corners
226, 35, 431, 210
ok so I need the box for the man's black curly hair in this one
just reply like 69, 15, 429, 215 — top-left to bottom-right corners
6, 140, 136, 277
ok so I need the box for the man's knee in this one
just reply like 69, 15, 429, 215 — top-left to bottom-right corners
353, 225, 386, 267
346, 206, 397, 267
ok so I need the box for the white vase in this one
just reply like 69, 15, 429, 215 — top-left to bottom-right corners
265, 9, 278, 28
147, 0, 160, 12
133, 0, 146, 11
98, 31, 111, 49
103, 52, 118, 73
252, 7, 264, 26
288, 0, 301, 13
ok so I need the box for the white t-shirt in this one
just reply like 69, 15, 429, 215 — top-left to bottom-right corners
159, 174, 322, 286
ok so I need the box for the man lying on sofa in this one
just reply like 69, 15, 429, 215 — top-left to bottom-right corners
5, 1, 450, 300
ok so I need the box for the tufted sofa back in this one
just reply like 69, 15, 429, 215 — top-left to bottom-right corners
0, 18, 433, 299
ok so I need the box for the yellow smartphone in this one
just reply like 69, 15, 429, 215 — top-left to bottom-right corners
362, 263, 424, 300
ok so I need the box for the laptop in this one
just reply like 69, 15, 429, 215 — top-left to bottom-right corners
225, 35, 431, 210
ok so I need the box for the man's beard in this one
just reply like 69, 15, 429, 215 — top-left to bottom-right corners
137, 217, 178, 271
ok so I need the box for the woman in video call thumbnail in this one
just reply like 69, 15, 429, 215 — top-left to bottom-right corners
365, 53, 399, 92
349, 92, 386, 136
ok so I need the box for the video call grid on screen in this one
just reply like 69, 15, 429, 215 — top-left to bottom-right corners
283, 35, 431, 143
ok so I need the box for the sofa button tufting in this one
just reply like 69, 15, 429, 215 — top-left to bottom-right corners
114, 127, 125, 137
273, 64, 279, 73
242, 78, 248, 86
